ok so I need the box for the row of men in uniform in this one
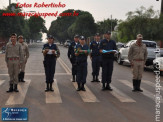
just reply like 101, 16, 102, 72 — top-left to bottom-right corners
5, 33, 29, 92
68, 32, 147, 92
5, 32, 147, 93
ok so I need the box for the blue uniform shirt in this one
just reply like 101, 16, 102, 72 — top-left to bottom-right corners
42, 43, 60, 58
68, 41, 78, 58
90, 40, 101, 57
75, 44, 89, 62
99, 39, 117, 59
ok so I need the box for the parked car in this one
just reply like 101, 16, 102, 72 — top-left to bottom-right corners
117, 40, 157, 66
114, 42, 125, 60
1, 45, 6, 53
153, 57, 163, 75
64, 40, 71, 47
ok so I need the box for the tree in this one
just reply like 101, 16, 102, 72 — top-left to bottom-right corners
28, 16, 47, 41
68, 12, 96, 38
117, 6, 160, 43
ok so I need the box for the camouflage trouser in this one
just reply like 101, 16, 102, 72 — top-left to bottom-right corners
7, 60, 20, 85
132, 61, 144, 80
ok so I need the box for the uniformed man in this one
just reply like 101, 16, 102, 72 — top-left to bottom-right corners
90, 33, 101, 82
67, 34, 79, 82
42, 35, 60, 92
75, 36, 90, 91
99, 31, 117, 91
18, 35, 29, 82
5, 33, 24, 92
128, 34, 148, 92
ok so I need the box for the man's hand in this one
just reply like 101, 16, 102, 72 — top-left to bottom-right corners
130, 62, 134, 67
52, 50, 55, 54
45, 49, 49, 52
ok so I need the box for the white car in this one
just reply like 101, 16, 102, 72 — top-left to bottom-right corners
153, 57, 163, 75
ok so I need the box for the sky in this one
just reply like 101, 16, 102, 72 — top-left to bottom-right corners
0, 0, 161, 41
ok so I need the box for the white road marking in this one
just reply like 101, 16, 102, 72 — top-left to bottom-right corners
0, 80, 5, 86
5, 80, 31, 105
72, 81, 99, 103
99, 82, 135, 102
46, 79, 62, 103
110, 85, 136, 102
142, 80, 163, 91
58, 58, 71, 74
118, 79, 163, 103
0, 73, 71, 76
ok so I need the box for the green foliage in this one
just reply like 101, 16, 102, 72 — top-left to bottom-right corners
117, 6, 161, 42
48, 9, 96, 42
96, 19, 118, 34
0, 3, 47, 42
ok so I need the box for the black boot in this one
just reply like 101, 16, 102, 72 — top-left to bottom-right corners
50, 83, 54, 92
72, 75, 75, 82
45, 83, 50, 92
21, 72, 25, 82
91, 75, 96, 82
18, 73, 21, 82
76, 83, 81, 91
95, 76, 100, 82
14, 84, 19, 92
132, 79, 137, 92
102, 83, 106, 91
137, 80, 143, 92
6, 84, 13, 93
81, 83, 86, 91
106, 83, 113, 91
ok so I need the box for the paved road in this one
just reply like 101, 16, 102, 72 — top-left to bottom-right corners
0, 43, 162, 122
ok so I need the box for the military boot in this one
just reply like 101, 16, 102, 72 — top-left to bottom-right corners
18, 73, 21, 82
91, 75, 96, 82
106, 83, 113, 91
102, 83, 106, 91
45, 83, 50, 92
6, 84, 13, 93
21, 72, 25, 82
137, 80, 143, 92
76, 83, 81, 91
14, 84, 19, 92
95, 76, 100, 82
81, 83, 86, 91
132, 79, 137, 92
50, 83, 54, 92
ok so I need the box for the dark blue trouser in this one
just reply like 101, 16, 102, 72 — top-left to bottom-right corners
102, 58, 114, 84
76, 62, 87, 84
91, 56, 100, 76
70, 57, 77, 76
44, 56, 56, 83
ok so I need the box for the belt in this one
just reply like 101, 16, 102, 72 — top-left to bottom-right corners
133, 59, 144, 61
8, 57, 19, 60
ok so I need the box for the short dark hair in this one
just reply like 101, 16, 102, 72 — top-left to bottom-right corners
10, 33, 17, 37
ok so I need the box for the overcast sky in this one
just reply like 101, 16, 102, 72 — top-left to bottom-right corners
0, 0, 161, 40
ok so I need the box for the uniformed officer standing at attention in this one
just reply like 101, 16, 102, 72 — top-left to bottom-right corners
75, 36, 90, 91
18, 35, 29, 82
90, 33, 101, 82
42, 35, 60, 92
67, 34, 79, 82
99, 31, 117, 91
5, 33, 24, 92
128, 34, 147, 92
